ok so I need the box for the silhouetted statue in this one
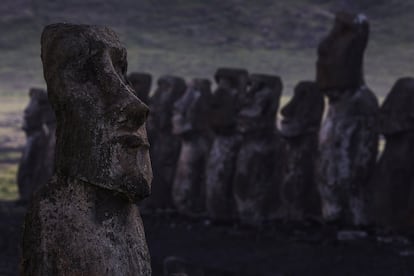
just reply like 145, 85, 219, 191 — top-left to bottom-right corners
205, 68, 249, 221
128, 72, 152, 105
144, 75, 186, 209
21, 24, 152, 275
280, 81, 324, 221
369, 78, 414, 228
233, 74, 283, 225
172, 78, 213, 217
316, 13, 379, 225
17, 88, 55, 203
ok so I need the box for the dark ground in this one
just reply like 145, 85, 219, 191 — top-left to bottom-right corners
1, 201, 414, 276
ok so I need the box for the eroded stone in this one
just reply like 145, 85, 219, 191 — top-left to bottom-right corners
21, 23, 152, 275
279, 81, 324, 221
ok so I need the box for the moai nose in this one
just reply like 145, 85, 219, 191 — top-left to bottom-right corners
117, 98, 149, 131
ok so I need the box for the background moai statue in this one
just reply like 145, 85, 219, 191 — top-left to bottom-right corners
127, 72, 152, 105
17, 88, 56, 203
144, 75, 186, 209
369, 78, 414, 228
316, 12, 379, 226
205, 68, 249, 222
232, 74, 283, 225
21, 24, 152, 275
172, 78, 213, 217
279, 81, 324, 221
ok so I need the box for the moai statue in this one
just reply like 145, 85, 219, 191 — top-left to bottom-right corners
316, 12, 379, 226
21, 24, 152, 275
144, 75, 186, 209
127, 72, 152, 105
279, 81, 324, 221
172, 78, 213, 217
232, 74, 283, 225
369, 78, 414, 228
17, 88, 56, 203
205, 68, 249, 222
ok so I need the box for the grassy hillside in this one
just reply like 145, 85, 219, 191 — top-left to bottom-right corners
0, 0, 413, 97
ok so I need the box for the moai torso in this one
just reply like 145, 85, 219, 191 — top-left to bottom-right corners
127, 72, 152, 105
232, 74, 283, 225
369, 78, 414, 228
172, 79, 213, 217
316, 13, 379, 226
205, 68, 248, 221
17, 88, 56, 203
144, 75, 186, 209
279, 81, 324, 221
21, 24, 152, 276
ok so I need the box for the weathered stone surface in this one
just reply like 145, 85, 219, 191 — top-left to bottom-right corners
17, 88, 55, 203
128, 72, 152, 105
279, 81, 324, 221
233, 74, 283, 225
205, 68, 248, 221
316, 12, 379, 226
172, 79, 213, 217
144, 75, 186, 209
369, 77, 414, 228
21, 23, 152, 275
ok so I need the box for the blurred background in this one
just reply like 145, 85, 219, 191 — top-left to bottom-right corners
0, 0, 413, 200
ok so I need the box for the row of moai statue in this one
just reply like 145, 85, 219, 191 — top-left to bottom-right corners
18, 13, 414, 235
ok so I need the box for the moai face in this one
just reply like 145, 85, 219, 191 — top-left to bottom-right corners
23, 88, 55, 134
127, 72, 152, 104
316, 12, 369, 96
214, 68, 249, 95
280, 81, 324, 137
380, 78, 414, 136
248, 74, 282, 107
172, 78, 212, 135
41, 24, 152, 202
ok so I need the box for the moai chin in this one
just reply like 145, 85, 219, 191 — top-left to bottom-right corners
17, 88, 56, 203
279, 81, 324, 221
369, 78, 414, 228
172, 78, 213, 217
21, 24, 152, 275
143, 75, 186, 210
233, 73, 284, 225
316, 13, 379, 226
205, 67, 249, 222
127, 72, 152, 105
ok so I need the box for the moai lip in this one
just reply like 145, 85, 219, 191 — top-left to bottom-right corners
233, 73, 284, 225
279, 81, 324, 221
17, 88, 56, 203
143, 75, 186, 210
127, 72, 152, 105
316, 12, 369, 94
172, 78, 213, 217
369, 77, 414, 228
21, 23, 152, 275
205, 67, 249, 221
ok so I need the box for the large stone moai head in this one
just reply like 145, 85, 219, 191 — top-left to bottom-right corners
23, 88, 55, 135
172, 78, 212, 137
280, 81, 325, 137
127, 72, 152, 105
316, 12, 369, 95
41, 23, 152, 202
248, 73, 282, 117
379, 78, 414, 136
210, 68, 249, 131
